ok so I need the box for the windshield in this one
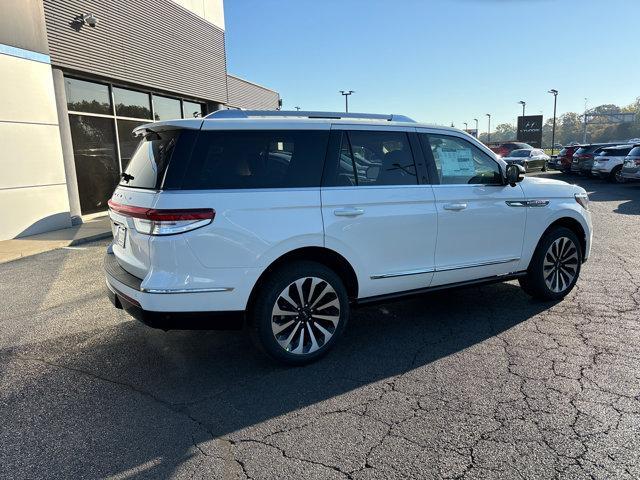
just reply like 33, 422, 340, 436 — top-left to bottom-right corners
510, 149, 532, 157
629, 146, 640, 156
120, 130, 181, 189
574, 147, 590, 155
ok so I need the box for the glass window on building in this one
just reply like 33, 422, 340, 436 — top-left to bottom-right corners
183, 100, 204, 118
114, 87, 152, 119
153, 95, 181, 120
68, 115, 120, 214
117, 119, 147, 170
65, 78, 111, 115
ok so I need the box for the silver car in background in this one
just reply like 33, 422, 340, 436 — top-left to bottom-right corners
620, 145, 640, 181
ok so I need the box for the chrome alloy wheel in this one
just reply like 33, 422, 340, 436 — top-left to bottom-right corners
543, 237, 579, 293
271, 277, 340, 355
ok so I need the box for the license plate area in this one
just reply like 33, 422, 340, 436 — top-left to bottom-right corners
113, 222, 127, 248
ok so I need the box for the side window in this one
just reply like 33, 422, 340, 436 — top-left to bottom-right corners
182, 130, 328, 189
334, 131, 417, 186
420, 133, 502, 185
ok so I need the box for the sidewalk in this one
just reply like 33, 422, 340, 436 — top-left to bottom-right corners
0, 216, 112, 264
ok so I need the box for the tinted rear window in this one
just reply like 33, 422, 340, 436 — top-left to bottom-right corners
574, 147, 590, 155
181, 130, 329, 189
510, 149, 531, 157
558, 148, 568, 156
629, 146, 640, 156
120, 129, 193, 190
602, 147, 632, 157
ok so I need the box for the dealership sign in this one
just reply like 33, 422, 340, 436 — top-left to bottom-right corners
517, 115, 543, 148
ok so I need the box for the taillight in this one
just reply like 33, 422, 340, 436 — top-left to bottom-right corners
635, 159, 640, 166
108, 200, 215, 235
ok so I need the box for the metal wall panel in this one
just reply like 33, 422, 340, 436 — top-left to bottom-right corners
0, 0, 49, 54
43, 0, 228, 103
227, 74, 280, 110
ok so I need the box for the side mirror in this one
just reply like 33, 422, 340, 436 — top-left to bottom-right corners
505, 164, 525, 186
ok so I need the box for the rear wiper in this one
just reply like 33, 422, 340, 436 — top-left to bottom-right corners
121, 172, 134, 182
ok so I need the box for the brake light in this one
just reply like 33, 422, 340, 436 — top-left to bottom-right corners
108, 200, 215, 235
635, 159, 640, 166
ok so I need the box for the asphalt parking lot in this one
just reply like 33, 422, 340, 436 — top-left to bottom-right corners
1, 171, 639, 480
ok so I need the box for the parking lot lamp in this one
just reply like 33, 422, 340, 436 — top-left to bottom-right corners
464, 122, 468, 131
486, 114, 491, 143
339, 90, 354, 113
473, 118, 478, 135
518, 100, 526, 116
548, 89, 558, 155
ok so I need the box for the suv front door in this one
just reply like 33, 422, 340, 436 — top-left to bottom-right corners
418, 130, 527, 286
321, 127, 437, 299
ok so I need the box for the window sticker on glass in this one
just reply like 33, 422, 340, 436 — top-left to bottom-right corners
439, 148, 475, 177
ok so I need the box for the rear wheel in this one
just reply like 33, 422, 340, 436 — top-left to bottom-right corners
249, 261, 349, 365
610, 165, 625, 183
519, 227, 582, 301
542, 161, 548, 172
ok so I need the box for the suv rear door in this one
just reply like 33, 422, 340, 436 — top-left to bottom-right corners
417, 129, 526, 286
321, 126, 437, 299
109, 125, 200, 278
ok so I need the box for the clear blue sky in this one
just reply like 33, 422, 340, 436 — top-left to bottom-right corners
224, 0, 639, 131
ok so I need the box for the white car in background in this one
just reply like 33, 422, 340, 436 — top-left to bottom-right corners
104, 110, 592, 364
591, 144, 634, 182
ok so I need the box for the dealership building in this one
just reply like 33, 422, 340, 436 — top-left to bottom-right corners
0, 0, 280, 240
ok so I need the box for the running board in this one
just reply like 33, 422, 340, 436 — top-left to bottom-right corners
354, 271, 527, 306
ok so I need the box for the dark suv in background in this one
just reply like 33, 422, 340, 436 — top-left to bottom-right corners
571, 143, 620, 174
488, 142, 533, 158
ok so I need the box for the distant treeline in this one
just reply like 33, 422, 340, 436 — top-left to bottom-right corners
478, 97, 640, 147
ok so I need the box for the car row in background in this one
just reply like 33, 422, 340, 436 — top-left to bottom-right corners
549, 142, 640, 183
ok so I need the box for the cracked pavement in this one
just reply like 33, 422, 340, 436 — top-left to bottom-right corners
1, 172, 639, 479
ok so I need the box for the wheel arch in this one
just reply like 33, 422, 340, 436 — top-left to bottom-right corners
535, 216, 587, 267
246, 247, 359, 313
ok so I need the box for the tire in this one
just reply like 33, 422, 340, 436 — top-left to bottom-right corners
609, 165, 625, 184
248, 261, 349, 365
542, 162, 548, 172
519, 226, 582, 301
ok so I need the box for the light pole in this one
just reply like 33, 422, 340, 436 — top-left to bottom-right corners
518, 100, 526, 117
463, 122, 468, 131
548, 89, 558, 154
473, 118, 478, 137
339, 90, 354, 113
294, 106, 301, 111
583, 98, 588, 143
486, 114, 491, 143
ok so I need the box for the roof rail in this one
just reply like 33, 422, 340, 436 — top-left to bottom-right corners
205, 110, 415, 123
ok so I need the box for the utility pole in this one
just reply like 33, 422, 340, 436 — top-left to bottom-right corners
486, 114, 491, 143
294, 106, 300, 111
583, 98, 588, 143
339, 90, 354, 113
548, 89, 558, 154
518, 100, 526, 117
473, 118, 478, 137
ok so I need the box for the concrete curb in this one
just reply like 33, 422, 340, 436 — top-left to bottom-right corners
69, 231, 113, 247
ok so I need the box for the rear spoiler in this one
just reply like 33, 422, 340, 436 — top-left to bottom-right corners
132, 119, 204, 137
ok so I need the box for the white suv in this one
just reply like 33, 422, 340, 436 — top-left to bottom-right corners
105, 110, 592, 364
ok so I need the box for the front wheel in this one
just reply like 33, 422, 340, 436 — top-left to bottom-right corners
519, 227, 582, 301
610, 165, 626, 184
249, 261, 349, 365
542, 161, 548, 172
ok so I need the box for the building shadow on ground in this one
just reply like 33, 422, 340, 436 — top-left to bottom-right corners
1, 280, 554, 478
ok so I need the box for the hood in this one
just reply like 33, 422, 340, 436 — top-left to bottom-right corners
519, 175, 586, 197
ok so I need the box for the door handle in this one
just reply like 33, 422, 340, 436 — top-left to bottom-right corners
334, 207, 365, 217
443, 203, 467, 211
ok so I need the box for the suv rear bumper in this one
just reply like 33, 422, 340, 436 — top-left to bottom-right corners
104, 252, 245, 330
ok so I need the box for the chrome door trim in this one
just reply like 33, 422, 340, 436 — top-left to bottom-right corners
370, 267, 435, 280
371, 257, 520, 279
435, 257, 520, 273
